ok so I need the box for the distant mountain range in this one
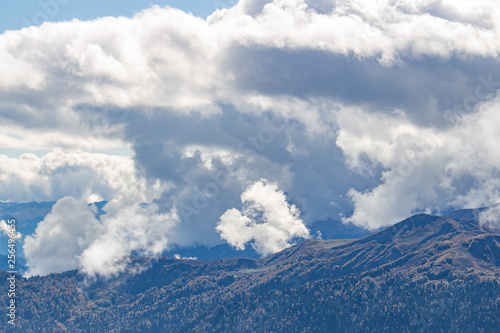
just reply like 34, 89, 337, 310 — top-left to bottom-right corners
0, 201, 369, 272
1, 208, 499, 332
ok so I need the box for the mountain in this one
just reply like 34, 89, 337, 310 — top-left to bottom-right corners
0, 201, 55, 237
162, 219, 369, 260
444, 204, 500, 223
0, 201, 108, 236
1, 201, 369, 267
2, 213, 500, 332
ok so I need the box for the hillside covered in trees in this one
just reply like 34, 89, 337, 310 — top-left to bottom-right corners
2, 213, 500, 332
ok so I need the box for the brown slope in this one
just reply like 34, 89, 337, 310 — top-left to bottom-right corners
235, 214, 500, 289
118, 213, 499, 293
4, 212, 500, 332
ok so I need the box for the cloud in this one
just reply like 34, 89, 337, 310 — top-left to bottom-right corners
0, 48, 45, 89
0, 220, 22, 239
0, 1, 499, 124
79, 201, 179, 277
23, 197, 179, 278
217, 179, 310, 256
2, 0, 500, 275
478, 204, 500, 229
10, 150, 180, 277
173, 254, 197, 260
0, 150, 166, 204
338, 94, 500, 229
1, 1, 499, 140
0, 122, 125, 152
211, 0, 500, 68
23, 197, 104, 276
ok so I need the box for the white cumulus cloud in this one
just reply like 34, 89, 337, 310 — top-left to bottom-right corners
23, 197, 104, 276
217, 179, 310, 256
79, 201, 179, 277
23, 197, 179, 278
338, 94, 500, 229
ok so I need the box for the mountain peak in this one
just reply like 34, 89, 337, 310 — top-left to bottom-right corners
3, 209, 500, 332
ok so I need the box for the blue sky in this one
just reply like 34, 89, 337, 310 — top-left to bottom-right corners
1, 0, 500, 276
0, 0, 232, 33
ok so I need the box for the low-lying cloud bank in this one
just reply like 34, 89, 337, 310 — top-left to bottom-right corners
24, 197, 179, 277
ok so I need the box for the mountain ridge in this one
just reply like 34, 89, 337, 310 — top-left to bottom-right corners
2, 210, 500, 332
